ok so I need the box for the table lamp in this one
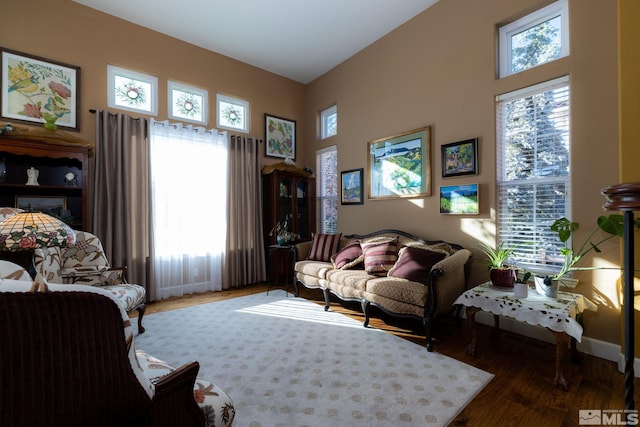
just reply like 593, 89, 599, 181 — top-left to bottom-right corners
0, 211, 76, 278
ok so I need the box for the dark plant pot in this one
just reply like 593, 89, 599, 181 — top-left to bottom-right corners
534, 276, 558, 299
490, 267, 516, 288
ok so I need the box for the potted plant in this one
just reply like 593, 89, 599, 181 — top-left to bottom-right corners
535, 213, 638, 297
478, 241, 517, 288
268, 220, 299, 245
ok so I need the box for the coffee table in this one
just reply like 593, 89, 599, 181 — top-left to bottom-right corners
454, 282, 597, 391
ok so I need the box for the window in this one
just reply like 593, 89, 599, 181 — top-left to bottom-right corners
168, 81, 208, 125
496, 76, 570, 275
316, 145, 338, 233
499, 0, 569, 78
320, 105, 337, 139
107, 65, 158, 115
217, 94, 249, 133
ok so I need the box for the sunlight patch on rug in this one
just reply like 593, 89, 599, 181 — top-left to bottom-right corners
135, 291, 493, 426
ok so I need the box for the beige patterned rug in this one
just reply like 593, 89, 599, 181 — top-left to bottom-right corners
135, 291, 493, 426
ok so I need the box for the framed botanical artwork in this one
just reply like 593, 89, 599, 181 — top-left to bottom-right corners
168, 81, 208, 125
107, 65, 158, 115
441, 138, 478, 177
265, 114, 295, 160
439, 183, 479, 215
367, 126, 431, 200
217, 93, 249, 133
1, 48, 80, 130
15, 195, 66, 217
341, 168, 364, 205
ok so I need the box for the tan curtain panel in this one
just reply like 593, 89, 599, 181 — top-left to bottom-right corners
224, 135, 266, 288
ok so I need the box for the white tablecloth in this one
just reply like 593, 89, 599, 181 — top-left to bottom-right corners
454, 282, 597, 342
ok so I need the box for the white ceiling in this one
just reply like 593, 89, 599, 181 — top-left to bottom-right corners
73, 0, 438, 84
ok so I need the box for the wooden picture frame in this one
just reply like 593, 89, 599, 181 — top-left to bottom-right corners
265, 114, 296, 160
341, 168, 364, 205
15, 195, 67, 217
439, 183, 479, 215
367, 126, 431, 200
1, 48, 80, 130
441, 138, 478, 177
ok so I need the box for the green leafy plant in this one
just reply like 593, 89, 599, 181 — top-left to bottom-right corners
550, 214, 640, 280
478, 241, 515, 269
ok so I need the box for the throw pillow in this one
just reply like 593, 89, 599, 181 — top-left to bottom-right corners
308, 233, 342, 262
387, 246, 447, 284
331, 241, 364, 269
361, 238, 399, 276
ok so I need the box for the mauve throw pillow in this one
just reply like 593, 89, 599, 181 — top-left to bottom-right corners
331, 241, 363, 269
361, 238, 399, 276
387, 246, 447, 284
308, 233, 342, 262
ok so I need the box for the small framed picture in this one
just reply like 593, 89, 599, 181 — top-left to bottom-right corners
107, 65, 158, 115
265, 114, 296, 160
168, 81, 208, 125
441, 138, 478, 177
1, 47, 80, 130
341, 168, 364, 205
15, 195, 66, 217
439, 183, 479, 215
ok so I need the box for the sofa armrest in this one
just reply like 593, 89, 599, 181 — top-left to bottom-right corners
149, 361, 205, 427
294, 241, 312, 261
429, 249, 472, 315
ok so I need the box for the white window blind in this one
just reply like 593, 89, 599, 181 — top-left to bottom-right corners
496, 76, 570, 274
316, 145, 338, 234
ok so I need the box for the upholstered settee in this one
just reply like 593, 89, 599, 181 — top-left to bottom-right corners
0, 265, 235, 427
294, 229, 472, 351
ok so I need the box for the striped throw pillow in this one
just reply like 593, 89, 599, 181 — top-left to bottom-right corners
361, 238, 399, 276
308, 233, 342, 262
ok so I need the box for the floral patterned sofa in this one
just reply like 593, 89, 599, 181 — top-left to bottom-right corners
294, 229, 473, 351
0, 262, 235, 426
0, 207, 147, 333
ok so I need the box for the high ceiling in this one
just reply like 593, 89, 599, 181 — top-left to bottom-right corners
73, 0, 438, 84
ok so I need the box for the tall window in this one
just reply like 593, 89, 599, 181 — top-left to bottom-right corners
496, 76, 570, 275
150, 120, 228, 299
320, 105, 337, 139
316, 145, 338, 233
499, 0, 569, 78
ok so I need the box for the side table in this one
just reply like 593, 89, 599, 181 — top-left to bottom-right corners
454, 282, 597, 391
267, 245, 297, 295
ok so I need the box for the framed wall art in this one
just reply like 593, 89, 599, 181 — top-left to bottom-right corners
107, 65, 158, 115
265, 114, 295, 160
1, 47, 80, 130
441, 138, 478, 177
367, 126, 431, 200
439, 183, 479, 215
341, 168, 364, 205
168, 81, 208, 125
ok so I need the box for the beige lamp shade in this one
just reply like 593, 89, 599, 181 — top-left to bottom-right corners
0, 212, 75, 251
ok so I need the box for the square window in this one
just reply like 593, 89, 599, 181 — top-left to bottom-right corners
499, 0, 569, 78
107, 65, 158, 115
168, 81, 208, 125
216, 94, 249, 133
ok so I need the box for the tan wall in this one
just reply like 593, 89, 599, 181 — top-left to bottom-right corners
1, 0, 305, 159
305, 0, 621, 344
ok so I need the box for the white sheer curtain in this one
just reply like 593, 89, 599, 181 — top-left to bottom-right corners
149, 119, 228, 300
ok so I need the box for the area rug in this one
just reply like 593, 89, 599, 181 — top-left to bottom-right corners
135, 291, 493, 426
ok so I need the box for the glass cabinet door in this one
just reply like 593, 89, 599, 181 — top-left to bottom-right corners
296, 179, 309, 240
277, 177, 293, 230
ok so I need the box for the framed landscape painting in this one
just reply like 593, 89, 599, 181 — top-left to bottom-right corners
441, 138, 478, 177
265, 114, 295, 160
1, 48, 80, 130
341, 168, 364, 205
367, 126, 431, 200
439, 183, 479, 215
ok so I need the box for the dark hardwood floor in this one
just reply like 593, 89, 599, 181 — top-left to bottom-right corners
139, 283, 640, 427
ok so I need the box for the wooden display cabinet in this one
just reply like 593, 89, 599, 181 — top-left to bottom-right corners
0, 133, 92, 230
262, 162, 315, 247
